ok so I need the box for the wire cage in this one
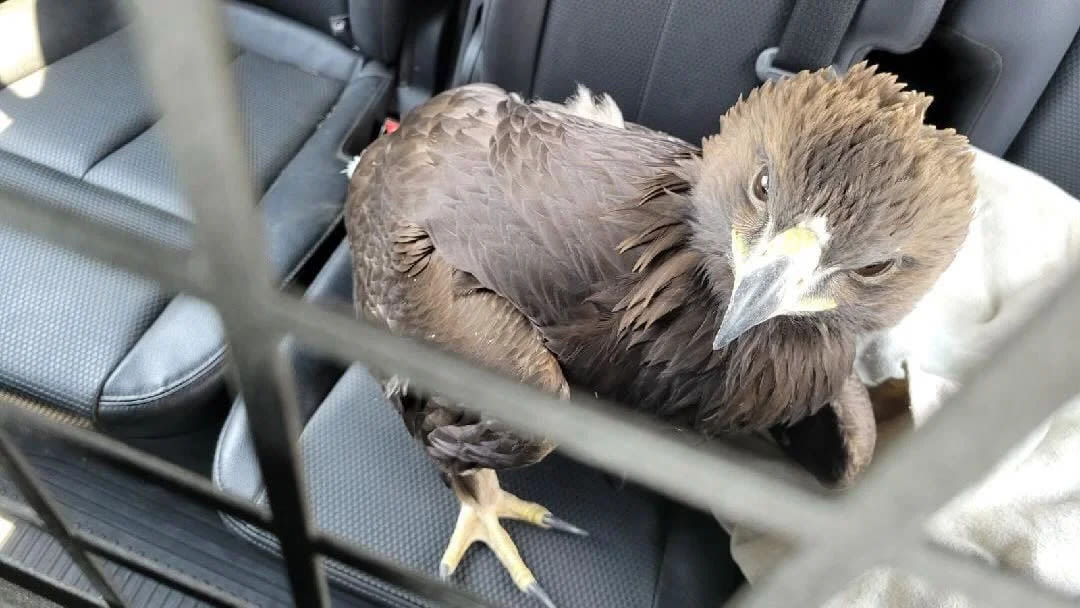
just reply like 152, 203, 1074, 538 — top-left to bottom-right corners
0, 2, 1077, 607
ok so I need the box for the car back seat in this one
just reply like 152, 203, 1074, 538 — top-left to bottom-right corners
1007, 31, 1080, 199
212, 1, 951, 606
0, 0, 404, 437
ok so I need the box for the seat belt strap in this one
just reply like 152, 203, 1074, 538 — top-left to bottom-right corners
757, 0, 863, 81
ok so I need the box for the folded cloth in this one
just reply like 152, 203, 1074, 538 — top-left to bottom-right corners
719, 148, 1080, 606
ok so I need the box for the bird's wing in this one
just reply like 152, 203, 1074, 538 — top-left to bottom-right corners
372, 231, 567, 474
406, 91, 700, 331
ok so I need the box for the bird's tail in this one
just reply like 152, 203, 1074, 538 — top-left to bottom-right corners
342, 155, 362, 179
559, 83, 625, 129
524, 83, 626, 129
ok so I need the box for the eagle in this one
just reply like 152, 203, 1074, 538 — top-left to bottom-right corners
344, 63, 976, 606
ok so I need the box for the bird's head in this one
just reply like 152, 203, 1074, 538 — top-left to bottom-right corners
690, 62, 976, 350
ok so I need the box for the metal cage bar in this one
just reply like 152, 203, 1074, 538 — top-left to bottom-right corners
0, 408, 493, 608
0, 0, 1075, 607
0, 496, 239, 607
0, 431, 125, 607
738, 250, 1080, 608
126, 2, 331, 605
0, 186, 842, 538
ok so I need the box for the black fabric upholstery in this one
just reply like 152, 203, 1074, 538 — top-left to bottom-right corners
528, 0, 796, 144
833, 0, 946, 67
1007, 32, 1080, 200
472, 0, 943, 146
0, 1, 396, 435
468, 0, 959, 145
772, 0, 862, 72
248, 0, 349, 40
243, 0, 408, 64
349, 0, 410, 66
937, 0, 1080, 155
216, 364, 739, 608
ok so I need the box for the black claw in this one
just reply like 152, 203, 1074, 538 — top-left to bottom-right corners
439, 563, 453, 580
525, 582, 557, 608
541, 513, 589, 536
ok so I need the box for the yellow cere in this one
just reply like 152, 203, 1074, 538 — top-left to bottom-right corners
731, 229, 750, 265
795, 295, 837, 312
768, 226, 820, 257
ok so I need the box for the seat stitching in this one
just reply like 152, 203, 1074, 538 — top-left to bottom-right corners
79, 118, 158, 179
0, 149, 197, 230
636, 0, 678, 124
97, 70, 391, 411
97, 345, 227, 405
381, 0, 389, 63
649, 501, 675, 608
80, 48, 247, 180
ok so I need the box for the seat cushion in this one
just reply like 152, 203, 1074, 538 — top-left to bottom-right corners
0, 1, 393, 436
215, 364, 742, 608
213, 245, 742, 607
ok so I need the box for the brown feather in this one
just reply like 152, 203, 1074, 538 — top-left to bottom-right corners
345, 65, 976, 485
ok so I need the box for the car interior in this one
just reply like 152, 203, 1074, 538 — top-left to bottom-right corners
0, 0, 1078, 606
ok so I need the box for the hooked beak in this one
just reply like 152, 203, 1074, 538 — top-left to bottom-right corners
712, 227, 829, 350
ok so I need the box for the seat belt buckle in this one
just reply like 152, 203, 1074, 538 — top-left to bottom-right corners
756, 47, 843, 83
755, 47, 795, 82
328, 14, 353, 46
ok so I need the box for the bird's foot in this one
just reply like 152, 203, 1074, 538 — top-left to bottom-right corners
440, 469, 587, 608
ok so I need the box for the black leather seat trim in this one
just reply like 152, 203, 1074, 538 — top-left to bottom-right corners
0, 0, 129, 89
95, 58, 392, 437
0, 1, 394, 435
226, 2, 360, 83
0, 150, 194, 247
213, 242, 354, 501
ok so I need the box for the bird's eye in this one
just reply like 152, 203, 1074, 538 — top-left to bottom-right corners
853, 259, 895, 279
751, 167, 769, 202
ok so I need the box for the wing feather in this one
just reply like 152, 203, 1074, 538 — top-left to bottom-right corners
399, 91, 699, 332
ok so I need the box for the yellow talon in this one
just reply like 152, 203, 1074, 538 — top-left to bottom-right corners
437, 469, 586, 608
498, 493, 549, 526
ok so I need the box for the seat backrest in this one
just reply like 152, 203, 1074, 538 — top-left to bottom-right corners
1006, 32, 1080, 199
225, 0, 409, 65
454, 0, 945, 144
0, 0, 127, 88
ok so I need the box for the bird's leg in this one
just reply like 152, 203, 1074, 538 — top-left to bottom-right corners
439, 468, 586, 608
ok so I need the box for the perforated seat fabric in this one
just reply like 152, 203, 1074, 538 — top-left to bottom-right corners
1007, 32, 1080, 200
469, 0, 796, 145
217, 365, 740, 608
212, 242, 742, 607
0, 0, 395, 435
